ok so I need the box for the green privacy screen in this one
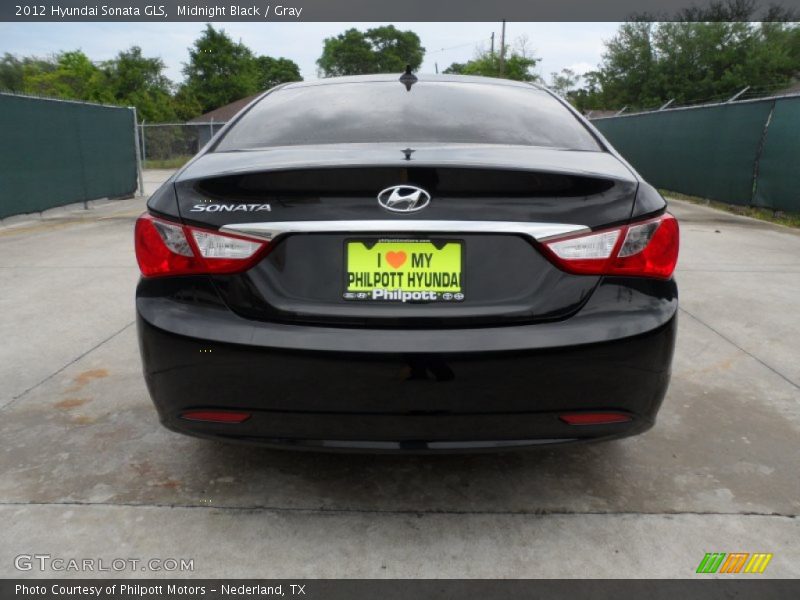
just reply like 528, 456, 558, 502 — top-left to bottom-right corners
752, 96, 800, 211
0, 93, 138, 219
592, 96, 800, 211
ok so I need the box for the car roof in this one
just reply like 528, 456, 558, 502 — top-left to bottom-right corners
280, 73, 546, 91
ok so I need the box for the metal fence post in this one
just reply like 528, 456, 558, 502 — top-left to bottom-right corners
141, 119, 147, 165
750, 100, 776, 205
727, 87, 750, 103
131, 107, 145, 197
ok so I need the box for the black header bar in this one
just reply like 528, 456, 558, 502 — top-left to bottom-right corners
3, 0, 799, 22
3, 580, 800, 600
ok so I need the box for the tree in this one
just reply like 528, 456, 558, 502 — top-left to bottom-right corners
0, 31, 301, 122
0, 53, 26, 91
0, 48, 180, 120
256, 56, 302, 89
549, 68, 579, 97
171, 87, 203, 121
574, 11, 800, 111
181, 25, 260, 113
317, 26, 424, 77
181, 25, 303, 114
444, 38, 541, 82
103, 46, 176, 121
673, 0, 761, 21
1, 37, 302, 122
23, 51, 112, 103
366, 25, 425, 72
588, 21, 660, 109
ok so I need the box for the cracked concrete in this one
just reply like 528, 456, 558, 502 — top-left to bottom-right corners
0, 172, 797, 578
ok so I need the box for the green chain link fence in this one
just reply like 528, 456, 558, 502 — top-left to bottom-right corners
0, 93, 139, 219
592, 94, 800, 212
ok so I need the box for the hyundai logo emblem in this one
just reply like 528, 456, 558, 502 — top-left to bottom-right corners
377, 185, 431, 213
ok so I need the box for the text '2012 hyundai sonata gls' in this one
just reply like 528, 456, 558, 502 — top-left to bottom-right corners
135, 72, 679, 452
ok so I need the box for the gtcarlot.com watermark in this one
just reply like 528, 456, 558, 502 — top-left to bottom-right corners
14, 554, 194, 573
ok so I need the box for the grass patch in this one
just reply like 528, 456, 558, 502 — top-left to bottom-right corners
661, 189, 800, 229
143, 156, 192, 170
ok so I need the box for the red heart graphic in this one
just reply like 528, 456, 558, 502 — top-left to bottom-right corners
385, 251, 407, 269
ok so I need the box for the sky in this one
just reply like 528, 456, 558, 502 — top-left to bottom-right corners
0, 22, 620, 85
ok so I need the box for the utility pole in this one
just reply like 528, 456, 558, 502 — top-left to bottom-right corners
435, 62, 439, 74
490, 32, 495, 56
498, 20, 506, 77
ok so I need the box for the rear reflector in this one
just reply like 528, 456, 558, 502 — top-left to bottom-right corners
180, 410, 252, 423
135, 213, 268, 277
559, 412, 632, 425
541, 213, 679, 279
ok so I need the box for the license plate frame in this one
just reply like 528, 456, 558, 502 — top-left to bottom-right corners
343, 238, 465, 303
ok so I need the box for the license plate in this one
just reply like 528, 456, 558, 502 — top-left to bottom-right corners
344, 239, 464, 302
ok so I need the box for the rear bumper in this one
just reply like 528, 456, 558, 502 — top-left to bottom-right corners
136, 276, 677, 452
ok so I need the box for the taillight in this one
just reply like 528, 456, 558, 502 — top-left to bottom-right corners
541, 213, 679, 279
134, 214, 268, 277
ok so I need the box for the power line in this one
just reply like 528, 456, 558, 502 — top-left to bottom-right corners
427, 37, 492, 54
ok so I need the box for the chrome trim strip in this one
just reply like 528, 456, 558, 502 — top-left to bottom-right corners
220, 220, 588, 242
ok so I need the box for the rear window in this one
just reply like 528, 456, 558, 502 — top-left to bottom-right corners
215, 81, 601, 152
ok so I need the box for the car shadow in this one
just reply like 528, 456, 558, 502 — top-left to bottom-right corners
187, 436, 632, 514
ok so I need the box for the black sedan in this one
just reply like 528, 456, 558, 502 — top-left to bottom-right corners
135, 73, 679, 452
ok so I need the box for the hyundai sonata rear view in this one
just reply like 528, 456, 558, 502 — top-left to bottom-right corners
134, 73, 679, 452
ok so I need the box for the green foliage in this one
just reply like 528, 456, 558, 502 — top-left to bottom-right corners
577, 17, 800, 111
180, 25, 302, 114
24, 51, 113, 103
443, 40, 541, 82
317, 26, 425, 77
181, 25, 260, 113
1, 48, 175, 120
256, 56, 302, 89
104, 46, 176, 121
171, 86, 203, 122
549, 68, 579, 96
0, 25, 302, 122
0, 53, 27, 91
317, 29, 377, 76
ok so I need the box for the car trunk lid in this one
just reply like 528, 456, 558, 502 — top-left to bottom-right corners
172, 144, 638, 327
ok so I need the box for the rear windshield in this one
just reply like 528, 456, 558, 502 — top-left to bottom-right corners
215, 81, 601, 152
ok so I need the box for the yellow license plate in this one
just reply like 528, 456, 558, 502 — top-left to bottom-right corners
344, 239, 464, 302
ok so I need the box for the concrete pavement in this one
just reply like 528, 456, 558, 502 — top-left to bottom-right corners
0, 173, 797, 578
